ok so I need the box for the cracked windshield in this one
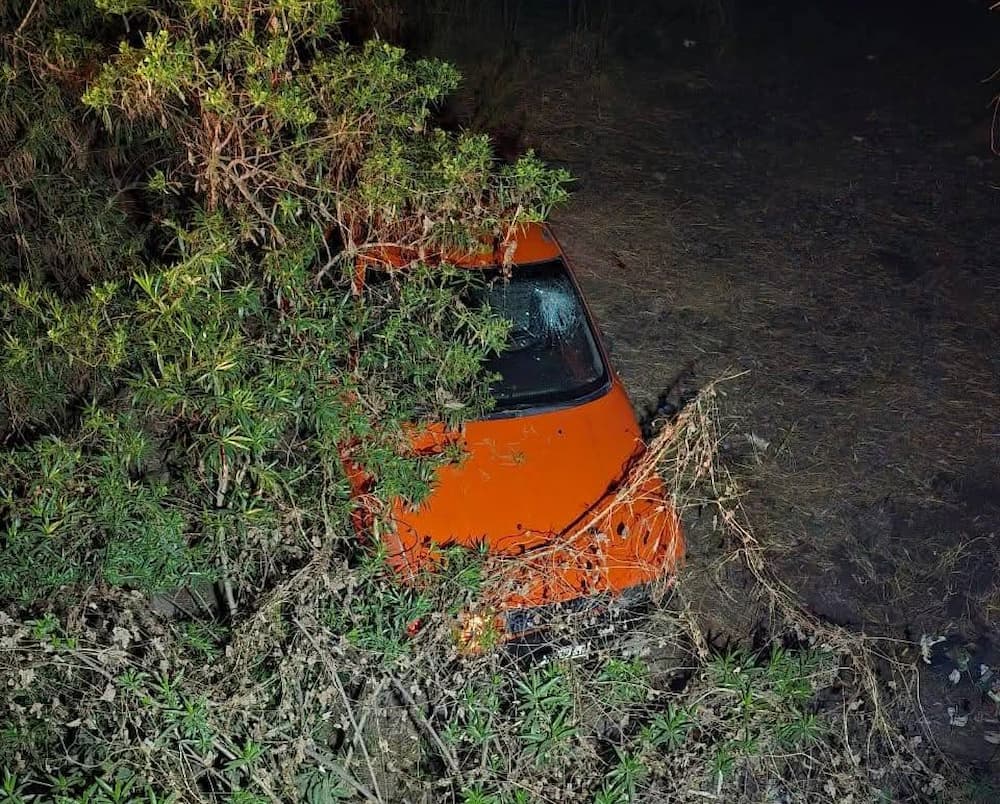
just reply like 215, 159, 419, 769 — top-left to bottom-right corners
474, 260, 608, 411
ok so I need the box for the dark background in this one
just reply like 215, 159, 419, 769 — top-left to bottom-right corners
388, 0, 1000, 770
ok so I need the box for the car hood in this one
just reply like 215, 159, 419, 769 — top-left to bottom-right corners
385, 381, 646, 574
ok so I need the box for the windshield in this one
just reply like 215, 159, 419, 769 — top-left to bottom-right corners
471, 260, 609, 412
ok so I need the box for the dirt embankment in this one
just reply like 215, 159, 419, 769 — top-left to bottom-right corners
436, 0, 1000, 769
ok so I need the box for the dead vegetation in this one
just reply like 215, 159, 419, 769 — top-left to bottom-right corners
1, 381, 987, 802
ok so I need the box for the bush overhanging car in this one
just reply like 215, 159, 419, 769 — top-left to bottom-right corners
343, 224, 684, 647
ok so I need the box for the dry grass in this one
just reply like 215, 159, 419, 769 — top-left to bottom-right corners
1, 379, 975, 802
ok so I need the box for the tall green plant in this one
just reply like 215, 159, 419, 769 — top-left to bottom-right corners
0, 1, 162, 291
0, 0, 569, 608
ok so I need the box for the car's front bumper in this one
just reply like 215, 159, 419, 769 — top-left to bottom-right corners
481, 475, 684, 612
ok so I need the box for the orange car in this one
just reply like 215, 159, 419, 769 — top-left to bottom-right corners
347, 224, 683, 645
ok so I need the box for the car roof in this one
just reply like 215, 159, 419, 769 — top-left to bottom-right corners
488, 222, 563, 267
359, 222, 563, 271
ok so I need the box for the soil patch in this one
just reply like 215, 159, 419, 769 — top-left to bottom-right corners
431, 0, 1000, 770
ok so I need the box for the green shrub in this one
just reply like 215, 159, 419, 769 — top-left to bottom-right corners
1, 0, 568, 608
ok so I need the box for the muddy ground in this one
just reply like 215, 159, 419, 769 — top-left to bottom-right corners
423, 0, 1000, 772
